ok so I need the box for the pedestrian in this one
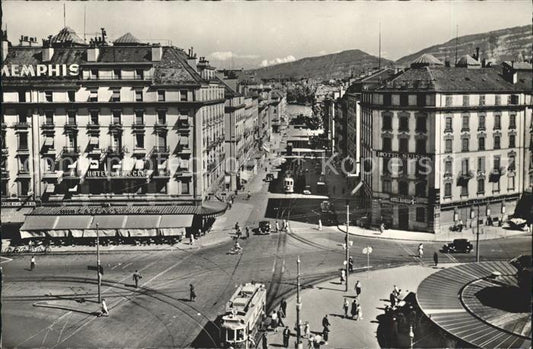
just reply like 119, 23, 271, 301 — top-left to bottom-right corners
262, 333, 268, 349
275, 221, 280, 233
393, 285, 400, 297
313, 334, 322, 348
235, 222, 240, 231
278, 306, 286, 319
280, 298, 287, 317
189, 233, 194, 245
277, 310, 285, 327
271, 311, 279, 331
132, 270, 142, 288
189, 284, 196, 302
30, 255, 36, 271
340, 269, 346, 284
304, 321, 310, 338
282, 326, 291, 348
348, 256, 354, 272
245, 226, 250, 239
322, 325, 329, 344
101, 298, 109, 316
418, 243, 424, 259
236, 227, 242, 239
322, 314, 330, 330
355, 280, 362, 297
351, 299, 358, 319
390, 292, 396, 308
343, 298, 350, 318
433, 251, 439, 267
357, 304, 363, 320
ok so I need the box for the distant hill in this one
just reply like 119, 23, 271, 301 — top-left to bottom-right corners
396, 24, 532, 67
246, 49, 393, 81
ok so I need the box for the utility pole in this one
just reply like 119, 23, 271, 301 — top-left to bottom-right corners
96, 223, 102, 303
475, 204, 480, 263
296, 256, 302, 349
345, 205, 350, 292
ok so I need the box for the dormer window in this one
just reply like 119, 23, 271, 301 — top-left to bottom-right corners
111, 88, 120, 102
135, 69, 143, 80
68, 90, 75, 102
113, 69, 121, 80
45, 91, 53, 102
158, 90, 165, 102
135, 89, 143, 102
180, 91, 188, 102
90, 69, 98, 79
89, 89, 98, 102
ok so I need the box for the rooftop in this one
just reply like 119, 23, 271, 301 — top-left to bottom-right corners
410, 53, 444, 68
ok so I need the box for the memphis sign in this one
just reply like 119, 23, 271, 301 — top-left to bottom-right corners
1, 64, 80, 78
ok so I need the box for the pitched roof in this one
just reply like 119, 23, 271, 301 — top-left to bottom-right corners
410, 54, 444, 68
456, 55, 481, 67
51, 27, 86, 46
503, 61, 533, 71
113, 32, 142, 45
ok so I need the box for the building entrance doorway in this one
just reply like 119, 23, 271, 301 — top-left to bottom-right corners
399, 206, 409, 230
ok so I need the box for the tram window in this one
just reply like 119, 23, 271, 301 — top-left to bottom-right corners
237, 329, 244, 340
227, 329, 235, 341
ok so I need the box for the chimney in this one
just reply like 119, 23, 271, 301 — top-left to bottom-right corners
481, 58, 486, 68
475, 47, 480, 60
87, 46, 100, 62
42, 47, 54, 62
187, 47, 197, 72
1, 31, 8, 62
444, 59, 450, 67
151, 44, 162, 61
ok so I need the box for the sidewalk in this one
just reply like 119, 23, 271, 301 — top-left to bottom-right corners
266, 264, 456, 348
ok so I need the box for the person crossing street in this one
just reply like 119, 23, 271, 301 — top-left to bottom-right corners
132, 270, 142, 288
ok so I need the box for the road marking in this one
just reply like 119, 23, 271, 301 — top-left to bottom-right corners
0, 256, 13, 264
425, 309, 467, 315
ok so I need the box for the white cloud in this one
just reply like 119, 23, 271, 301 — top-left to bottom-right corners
210, 51, 259, 61
260, 55, 296, 67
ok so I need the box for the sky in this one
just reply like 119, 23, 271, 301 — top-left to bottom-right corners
2, 1, 531, 69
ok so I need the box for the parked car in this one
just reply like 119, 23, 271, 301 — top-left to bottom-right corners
303, 189, 311, 195
258, 221, 271, 235
442, 239, 474, 253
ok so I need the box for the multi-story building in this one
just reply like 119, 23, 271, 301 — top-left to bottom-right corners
1, 28, 227, 236
360, 53, 532, 234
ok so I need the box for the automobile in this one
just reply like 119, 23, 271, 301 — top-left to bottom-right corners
303, 189, 311, 195
442, 239, 474, 253
265, 173, 274, 182
258, 221, 271, 234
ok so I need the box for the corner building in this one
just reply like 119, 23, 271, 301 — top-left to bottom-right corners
360, 54, 532, 234
1, 28, 227, 236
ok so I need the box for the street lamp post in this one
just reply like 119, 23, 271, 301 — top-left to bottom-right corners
345, 205, 350, 292
296, 256, 302, 349
409, 325, 414, 349
96, 223, 101, 303
474, 203, 480, 263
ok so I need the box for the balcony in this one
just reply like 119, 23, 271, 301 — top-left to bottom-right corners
42, 171, 63, 183
151, 146, 170, 157
64, 123, 78, 132
207, 162, 218, 172
489, 167, 505, 182
444, 127, 453, 134
456, 171, 474, 186
41, 147, 57, 156
106, 146, 127, 156
132, 147, 147, 155
1, 147, 8, 157
14, 122, 30, 130
62, 146, 80, 157
1, 169, 9, 180
87, 123, 100, 131
154, 122, 168, 132
63, 170, 81, 181
1, 122, 6, 130
16, 147, 30, 155
109, 122, 123, 132
176, 145, 192, 155
132, 123, 145, 131
42, 123, 55, 131
177, 121, 190, 132
17, 168, 31, 178
151, 169, 171, 179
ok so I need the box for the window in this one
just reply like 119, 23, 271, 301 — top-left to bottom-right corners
509, 135, 516, 148
400, 94, 408, 106
478, 178, 485, 194
415, 181, 426, 197
382, 137, 392, 152
135, 110, 144, 125
135, 69, 144, 80
462, 114, 470, 131
508, 95, 519, 105
445, 117, 452, 132
19, 180, 29, 196
461, 158, 469, 175
494, 135, 500, 149
478, 157, 485, 172
461, 183, 468, 196
135, 134, 144, 148
445, 159, 452, 174
508, 155, 516, 172
111, 89, 120, 102
158, 90, 165, 102
493, 180, 500, 192
181, 180, 190, 194
90, 69, 98, 79
509, 114, 516, 129
479, 137, 485, 150
180, 90, 188, 101
508, 176, 515, 191
495, 95, 501, 105
462, 95, 469, 106
445, 139, 452, 153
478, 114, 485, 130
398, 181, 408, 195
67, 133, 76, 148
68, 91, 75, 102
18, 91, 26, 102
382, 113, 392, 131
383, 93, 391, 106
89, 89, 98, 102
67, 111, 76, 125
399, 138, 409, 153
18, 133, 28, 150
45, 91, 53, 102
416, 139, 426, 154
113, 69, 121, 79
383, 179, 392, 193
112, 134, 121, 149
45, 111, 53, 125
416, 116, 427, 132
157, 110, 166, 124
462, 138, 469, 152
399, 116, 409, 132
90, 111, 99, 125
479, 95, 485, 106
135, 89, 143, 102
444, 182, 452, 197
417, 94, 426, 107
494, 114, 501, 130
158, 134, 167, 148
493, 156, 500, 170
445, 96, 453, 107
112, 111, 121, 124
416, 207, 426, 222
383, 158, 391, 175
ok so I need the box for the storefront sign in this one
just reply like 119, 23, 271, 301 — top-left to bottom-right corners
376, 151, 430, 160
390, 196, 416, 205
1, 201, 36, 208
1, 64, 79, 78
58, 206, 163, 215
86, 170, 147, 178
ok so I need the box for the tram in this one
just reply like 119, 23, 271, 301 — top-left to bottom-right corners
221, 282, 267, 348
283, 175, 294, 193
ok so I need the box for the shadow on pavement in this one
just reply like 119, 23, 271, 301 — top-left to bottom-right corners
190, 315, 222, 348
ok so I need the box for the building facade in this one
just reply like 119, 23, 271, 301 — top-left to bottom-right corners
1, 28, 227, 236
360, 55, 532, 234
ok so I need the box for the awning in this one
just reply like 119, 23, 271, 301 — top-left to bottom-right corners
54, 216, 93, 230
45, 184, 56, 193
158, 227, 186, 236
70, 229, 84, 238
178, 136, 189, 145
1, 207, 33, 224
83, 229, 116, 237
124, 229, 157, 237
159, 215, 194, 228
47, 230, 70, 238
44, 137, 54, 147
91, 215, 126, 229
68, 185, 78, 193
125, 215, 161, 229
20, 231, 46, 239
20, 215, 59, 231
89, 137, 99, 146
